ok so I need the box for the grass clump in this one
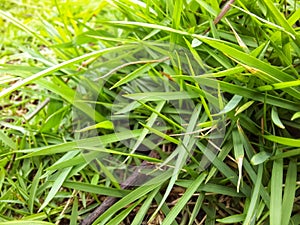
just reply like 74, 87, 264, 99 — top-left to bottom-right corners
0, 0, 300, 224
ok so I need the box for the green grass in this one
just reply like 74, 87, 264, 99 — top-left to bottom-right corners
0, 0, 300, 224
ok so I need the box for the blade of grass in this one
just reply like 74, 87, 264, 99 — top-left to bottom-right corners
264, 135, 300, 147
281, 159, 297, 225
161, 173, 207, 225
29, 164, 43, 213
131, 187, 160, 225
176, 181, 245, 197
153, 192, 179, 225
232, 126, 244, 192
187, 192, 205, 225
217, 214, 245, 224
217, 95, 243, 115
271, 107, 285, 129
129, 101, 166, 154
96, 159, 120, 189
243, 164, 263, 225
70, 196, 78, 225
150, 103, 202, 221
251, 151, 271, 165
270, 149, 300, 160
257, 80, 300, 91
124, 91, 199, 101
0, 131, 17, 150
17, 129, 142, 157
235, 100, 254, 116
270, 149, 283, 225
138, 100, 184, 130
62, 181, 129, 197
39, 167, 72, 212
110, 60, 167, 89
140, 123, 180, 145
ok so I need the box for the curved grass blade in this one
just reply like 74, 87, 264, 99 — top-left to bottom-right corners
217, 95, 243, 115
271, 107, 285, 129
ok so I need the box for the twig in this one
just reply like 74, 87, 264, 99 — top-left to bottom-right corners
204, 0, 235, 34
214, 0, 235, 25
5, 152, 16, 173
24, 97, 50, 121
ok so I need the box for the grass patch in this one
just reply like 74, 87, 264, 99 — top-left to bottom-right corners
1, 0, 300, 224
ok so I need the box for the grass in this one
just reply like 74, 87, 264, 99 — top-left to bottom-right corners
0, 0, 300, 224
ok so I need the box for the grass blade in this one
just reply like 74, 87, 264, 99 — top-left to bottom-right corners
270, 149, 283, 225
70, 196, 78, 225
29, 164, 43, 213
281, 159, 297, 225
17, 129, 142, 157
264, 135, 300, 147
161, 173, 207, 225
271, 107, 285, 129
217, 95, 243, 115
39, 167, 72, 212
243, 164, 263, 225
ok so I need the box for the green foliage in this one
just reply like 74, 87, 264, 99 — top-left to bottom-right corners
1, 0, 300, 224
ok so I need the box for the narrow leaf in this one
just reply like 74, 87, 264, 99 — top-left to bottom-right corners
264, 135, 300, 147
271, 107, 285, 129
217, 95, 243, 115
270, 150, 283, 225
281, 159, 297, 225
251, 151, 271, 165
161, 173, 207, 225
39, 168, 71, 212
